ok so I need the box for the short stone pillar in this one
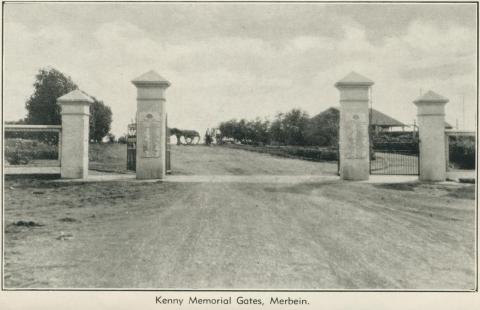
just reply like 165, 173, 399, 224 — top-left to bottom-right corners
414, 91, 449, 181
132, 70, 171, 179
57, 90, 93, 179
335, 72, 374, 181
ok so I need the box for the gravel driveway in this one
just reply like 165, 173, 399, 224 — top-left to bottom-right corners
3, 145, 476, 289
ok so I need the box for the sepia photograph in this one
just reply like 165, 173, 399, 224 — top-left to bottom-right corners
1, 0, 477, 298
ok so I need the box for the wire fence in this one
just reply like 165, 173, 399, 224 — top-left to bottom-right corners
4, 125, 61, 174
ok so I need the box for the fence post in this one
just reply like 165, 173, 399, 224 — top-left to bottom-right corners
414, 91, 448, 181
335, 72, 373, 180
132, 70, 171, 179
57, 90, 93, 179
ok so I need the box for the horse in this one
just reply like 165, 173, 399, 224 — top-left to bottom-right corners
169, 128, 200, 145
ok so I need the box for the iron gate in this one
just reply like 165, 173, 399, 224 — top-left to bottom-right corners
370, 132, 419, 175
126, 123, 136, 171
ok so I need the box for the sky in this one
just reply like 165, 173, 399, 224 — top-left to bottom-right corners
3, 2, 477, 136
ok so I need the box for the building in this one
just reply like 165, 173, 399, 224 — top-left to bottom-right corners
314, 107, 406, 132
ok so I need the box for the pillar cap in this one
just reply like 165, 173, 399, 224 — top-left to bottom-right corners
132, 70, 171, 87
414, 90, 449, 105
57, 89, 94, 104
335, 71, 374, 88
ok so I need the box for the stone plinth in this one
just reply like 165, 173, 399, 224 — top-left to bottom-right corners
57, 90, 93, 179
414, 91, 448, 181
132, 70, 171, 179
335, 72, 373, 181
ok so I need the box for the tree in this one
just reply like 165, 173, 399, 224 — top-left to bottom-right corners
305, 108, 339, 146
106, 133, 116, 143
245, 118, 270, 145
282, 109, 309, 145
118, 135, 128, 144
218, 119, 240, 143
89, 97, 113, 143
25, 67, 78, 125
25, 67, 112, 143
269, 113, 286, 144
233, 119, 248, 143
218, 109, 308, 146
269, 109, 309, 145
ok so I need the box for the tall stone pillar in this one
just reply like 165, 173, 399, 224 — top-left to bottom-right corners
335, 72, 373, 181
57, 90, 93, 179
414, 91, 448, 181
132, 70, 171, 179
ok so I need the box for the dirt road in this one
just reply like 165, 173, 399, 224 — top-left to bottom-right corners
4, 145, 476, 289
171, 144, 338, 176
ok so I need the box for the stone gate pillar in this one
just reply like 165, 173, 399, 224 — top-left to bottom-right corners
335, 72, 374, 181
57, 89, 93, 179
132, 70, 171, 179
414, 91, 448, 181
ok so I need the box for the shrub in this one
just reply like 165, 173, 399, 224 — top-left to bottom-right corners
371, 131, 419, 152
106, 133, 116, 143
449, 137, 475, 169
279, 146, 338, 161
5, 149, 32, 165
305, 108, 339, 147
223, 144, 338, 162
5, 139, 58, 165
117, 135, 127, 144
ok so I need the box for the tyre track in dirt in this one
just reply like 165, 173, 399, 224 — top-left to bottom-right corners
3, 145, 475, 289
244, 182, 396, 289
247, 181, 475, 289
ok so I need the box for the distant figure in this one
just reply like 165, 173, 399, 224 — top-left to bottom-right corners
170, 128, 200, 145
205, 128, 214, 146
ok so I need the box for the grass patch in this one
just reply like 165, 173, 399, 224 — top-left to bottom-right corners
89, 143, 129, 173
4, 138, 59, 165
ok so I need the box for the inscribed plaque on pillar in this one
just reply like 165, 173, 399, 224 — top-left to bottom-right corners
139, 112, 161, 158
344, 112, 368, 159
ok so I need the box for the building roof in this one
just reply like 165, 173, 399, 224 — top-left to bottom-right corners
317, 107, 453, 129
370, 109, 405, 127
320, 107, 405, 127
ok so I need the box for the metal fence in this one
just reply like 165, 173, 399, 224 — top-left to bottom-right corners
4, 124, 62, 174
370, 139, 419, 175
126, 123, 137, 171
370, 148, 419, 175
